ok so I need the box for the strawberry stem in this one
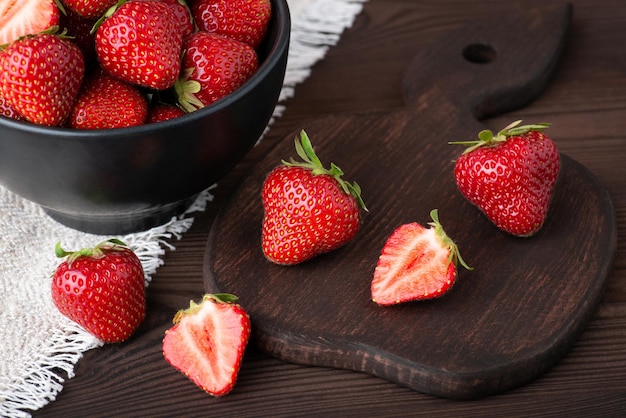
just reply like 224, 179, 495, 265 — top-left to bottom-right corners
282, 130, 368, 211
55, 238, 129, 267
172, 294, 240, 324
449, 120, 551, 154
428, 209, 472, 271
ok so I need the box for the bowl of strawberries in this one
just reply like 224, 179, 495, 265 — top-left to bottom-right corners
0, 0, 290, 234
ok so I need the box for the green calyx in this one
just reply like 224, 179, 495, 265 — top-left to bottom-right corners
283, 130, 368, 211
174, 68, 204, 113
55, 238, 129, 267
449, 120, 551, 154
173, 293, 239, 324
428, 209, 472, 271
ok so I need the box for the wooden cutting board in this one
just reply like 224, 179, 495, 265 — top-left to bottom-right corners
204, 3, 617, 399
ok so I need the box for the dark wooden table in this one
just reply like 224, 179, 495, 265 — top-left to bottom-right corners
37, 0, 626, 416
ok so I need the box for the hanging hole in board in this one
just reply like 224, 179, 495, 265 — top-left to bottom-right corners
463, 43, 497, 64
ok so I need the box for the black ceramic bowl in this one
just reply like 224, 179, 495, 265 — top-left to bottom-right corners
0, 0, 290, 235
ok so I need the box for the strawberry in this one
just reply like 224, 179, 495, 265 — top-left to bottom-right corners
161, 0, 195, 38
0, 91, 24, 120
371, 209, 472, 306
147, 103, 186, 123
162, 293, 251, 397
51, 239, 146, 343
175, 31, 258, 111
0, 0, 61, 45
190, 0, 271, 49
0, 30, 85, 126
68, 70, 148, 129
62, 0, 118, 19
261, 130, 367, 265
450, 120, 560, 237
59, 7, 98, 66
95, 0, 183, 90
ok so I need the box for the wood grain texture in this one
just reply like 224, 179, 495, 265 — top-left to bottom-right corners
36, 0, 626, 416
203, 3, 616, 399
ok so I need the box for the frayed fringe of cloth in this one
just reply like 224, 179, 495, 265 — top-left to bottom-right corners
0, 0, 367, 416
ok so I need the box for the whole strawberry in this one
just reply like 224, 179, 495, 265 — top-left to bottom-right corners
261, 130, 367, 265
0, 0, 61, 45
451, 120, 560, 237
371, 209, 472, 306
51, 239, 146, 343
95, 0, 183, 90
175, 31, 258, 111
161, 0, 195, 38
162, 293, 251, 396
147, 103, 186, 123
68, 70, 148, 129
190, 0, 271, 49
0, 91, 24, 120
62, 0, 118, 19
0, 30, 85, 126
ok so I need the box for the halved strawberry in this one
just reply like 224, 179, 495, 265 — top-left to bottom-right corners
0, 0, 61, 45
371, 209, 472, 306
162, 293, 251, 396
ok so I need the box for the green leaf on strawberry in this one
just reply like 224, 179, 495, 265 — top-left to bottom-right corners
282, 130, 367, 211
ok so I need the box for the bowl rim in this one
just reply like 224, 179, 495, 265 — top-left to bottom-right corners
0, 0, 291, 139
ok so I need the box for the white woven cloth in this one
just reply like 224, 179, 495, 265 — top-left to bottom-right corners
0, 0, 367, 416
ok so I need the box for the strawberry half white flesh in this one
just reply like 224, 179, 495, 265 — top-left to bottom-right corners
371, 210, 471, 306
162, 294, 251, 396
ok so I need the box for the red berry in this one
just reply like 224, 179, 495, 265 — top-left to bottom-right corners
51, 239, 146, 343
147, 103, 186, 123
161, 0, 195, 38
191, 0, 272, 48
175, 31, 258, 111
261, 130, 367, 265
62, 0, 118, 19
95, 0, 183, 90
0, 90, 24, 120
451, 121, 560, 237
68, 70, 148, 129
0, 32, 85, 126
